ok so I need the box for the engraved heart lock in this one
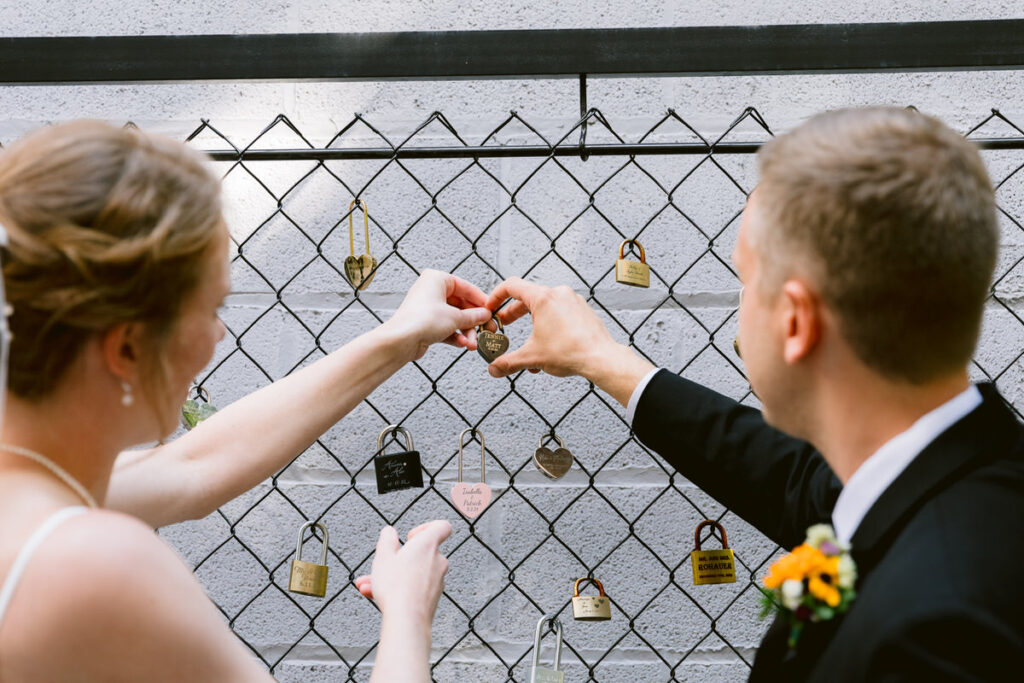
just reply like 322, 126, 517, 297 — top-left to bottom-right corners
450, 428, 492, 519
476, 314, 509, 363
180, 386, 217, 430
344, 199, 377, 290
533, 434, 573, 480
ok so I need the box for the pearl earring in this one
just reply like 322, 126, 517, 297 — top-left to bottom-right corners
121, 381, 134, 407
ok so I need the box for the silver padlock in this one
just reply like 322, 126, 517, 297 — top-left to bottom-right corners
530, 614, 564, 683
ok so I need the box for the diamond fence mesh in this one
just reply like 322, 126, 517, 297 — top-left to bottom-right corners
151, 105, 1024, 682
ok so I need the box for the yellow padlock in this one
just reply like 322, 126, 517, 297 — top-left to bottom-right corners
571, 577, 612, 621
690, 520, 737, 585
289, 521, 329, 597
615, 239, 651, 288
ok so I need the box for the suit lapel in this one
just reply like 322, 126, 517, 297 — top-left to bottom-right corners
849, 383, 1019, 572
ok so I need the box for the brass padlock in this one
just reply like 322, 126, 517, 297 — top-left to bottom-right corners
344, 199, 378, 291
615, 239, 651, 288
690, 519, 737, 585
572, 577, 612, 621
289, 521, 329, 597
530, 614, 564, 683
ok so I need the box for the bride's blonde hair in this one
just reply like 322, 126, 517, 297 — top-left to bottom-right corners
0, 120, 224, 403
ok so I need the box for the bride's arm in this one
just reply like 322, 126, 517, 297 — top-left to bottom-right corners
105, 271, 492, 528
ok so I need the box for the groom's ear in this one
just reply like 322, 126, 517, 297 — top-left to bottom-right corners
780, 279, 821, 364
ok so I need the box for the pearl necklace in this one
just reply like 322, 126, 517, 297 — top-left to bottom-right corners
0, 443, 98, 509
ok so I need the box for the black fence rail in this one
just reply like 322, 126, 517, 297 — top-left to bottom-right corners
6, 21, 1024, 681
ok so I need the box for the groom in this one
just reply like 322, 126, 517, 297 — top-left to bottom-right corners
485, 107, 1024, 679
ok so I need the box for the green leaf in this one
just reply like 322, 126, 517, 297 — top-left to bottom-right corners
814, 604, 835, 621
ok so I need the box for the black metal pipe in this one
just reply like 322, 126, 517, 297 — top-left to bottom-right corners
2, 21, 1024, 84
202, 137, 1024, 162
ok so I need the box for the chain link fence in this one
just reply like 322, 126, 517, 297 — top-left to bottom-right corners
151, 105, 1024, 682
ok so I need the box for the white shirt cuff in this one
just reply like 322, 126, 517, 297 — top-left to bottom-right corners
626, 368, 663, 427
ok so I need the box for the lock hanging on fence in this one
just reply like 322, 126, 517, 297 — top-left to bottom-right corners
180, 386, 217, 431
450, 428, 492, 519
344, 199, 378, 291
530, 614, 564, 683
289, 521, 330, 597
572, 577, 612, 621
374, 425, 424, 494
533, 434, 573, 480
690, 519, 737, 585
615, 238, 651, 288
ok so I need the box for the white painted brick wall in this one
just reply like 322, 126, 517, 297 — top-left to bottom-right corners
4, 2, 1024, 680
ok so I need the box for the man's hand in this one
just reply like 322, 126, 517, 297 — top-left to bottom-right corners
484, 278, 655, 406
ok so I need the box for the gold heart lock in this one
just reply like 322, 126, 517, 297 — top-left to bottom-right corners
477, 314, 509, 362
344, 253, 377, 290
345, 199, 377, 290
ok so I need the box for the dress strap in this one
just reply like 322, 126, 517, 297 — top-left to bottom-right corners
0, 507, 88, 635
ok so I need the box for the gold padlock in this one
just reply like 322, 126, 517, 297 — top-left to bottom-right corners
690, 519, 737, 585
572, 577, 612, 621
289, 521, 329, 597
615, 239, 651, 288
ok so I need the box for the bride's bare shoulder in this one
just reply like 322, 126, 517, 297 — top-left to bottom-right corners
1, 509, 270, 682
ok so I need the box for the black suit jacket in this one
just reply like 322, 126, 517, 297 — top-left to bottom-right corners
632, 370, 1024, 681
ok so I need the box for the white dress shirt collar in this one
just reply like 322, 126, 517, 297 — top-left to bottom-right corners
832, 384, 982, 545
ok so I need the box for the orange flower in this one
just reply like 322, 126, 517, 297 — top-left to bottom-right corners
763, 544, 825, 589
808, 574, 841, 607
807, 554, 841, 607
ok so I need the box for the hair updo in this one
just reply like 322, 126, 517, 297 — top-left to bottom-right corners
0, 120, 224, 400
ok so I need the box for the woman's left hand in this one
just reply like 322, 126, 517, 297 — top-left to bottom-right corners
383, 270, 493, 361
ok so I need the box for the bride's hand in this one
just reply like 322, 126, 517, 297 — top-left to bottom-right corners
382, 270, 493, 361
355, 520, 451, 627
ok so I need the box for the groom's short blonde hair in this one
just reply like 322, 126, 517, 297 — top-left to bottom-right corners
754, 107, 997, 384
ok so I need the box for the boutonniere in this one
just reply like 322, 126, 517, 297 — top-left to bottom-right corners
759, 524, 858, 649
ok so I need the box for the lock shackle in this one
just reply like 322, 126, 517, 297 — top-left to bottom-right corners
457, 427, 486, 484
618, 239, 646, 263
377, 425, 414, 454
530, 613, 563, 673
475, 313, 504, 335
573, 577, 606, 598
538, 434, 566, 450
295, 521, 329, 565
694, 519, 729, 551
348, 199, 371, 257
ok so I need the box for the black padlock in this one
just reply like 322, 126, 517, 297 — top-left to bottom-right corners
374, 425, 424, 494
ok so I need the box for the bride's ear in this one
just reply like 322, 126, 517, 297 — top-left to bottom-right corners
101, 322, 144, 384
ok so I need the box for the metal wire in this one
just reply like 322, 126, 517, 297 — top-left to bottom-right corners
172, 105, 1024, 681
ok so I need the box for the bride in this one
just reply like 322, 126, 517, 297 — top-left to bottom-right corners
0, 120, 491, 681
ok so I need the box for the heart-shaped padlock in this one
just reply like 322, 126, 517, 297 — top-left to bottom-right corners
533, 435, 573, 480
344, 199, 377, 291
344, 253, 377, 290
476, 314, 509, 363
451, 428, 492, 519
181, 387, 217, 430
